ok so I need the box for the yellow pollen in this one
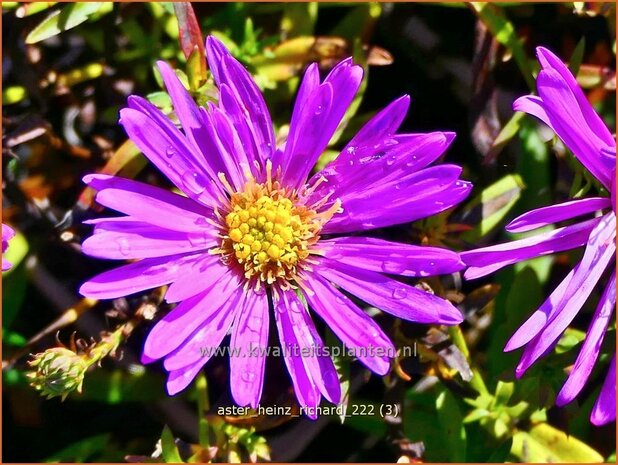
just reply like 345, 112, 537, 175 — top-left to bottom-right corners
216, 164, 342, 286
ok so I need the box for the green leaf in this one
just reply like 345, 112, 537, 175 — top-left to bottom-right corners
45, 434, 114, 462
436, 389, 467, 461
281, 3, 318, 37
469, 3, 535, 90
511, 423, 604, 462
25, 3, 104, 44
161, 425, 184, 463
460, 174, 524, 243
568, 37, 586, 76
493, 381, 514, 407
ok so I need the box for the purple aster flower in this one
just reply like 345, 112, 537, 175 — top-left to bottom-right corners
462, 47, 616, 426
79, 36, 471, 413
2, 224, 15, 271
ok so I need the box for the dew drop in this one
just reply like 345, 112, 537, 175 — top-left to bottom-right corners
315, 104, 324, 115
181, 171, 207, 195
381, 261, 406, 274
346, 146, 356, 155
165, 146, 175, 158
116, 238, 131, 256
194, 217, 209, 227
248, 315, 263, 330
242, 371, 256, 383
392, 287, 407, 300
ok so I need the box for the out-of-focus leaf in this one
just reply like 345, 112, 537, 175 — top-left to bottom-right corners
436, 389, 467, 461
147, 91, 173, 111
568, 37, 586, 75
487, 112, 524, 160
76, 367, 164, 404
577, 64, 616, 90
511, 423, 604, 462
56, 63, 105, 88
45, 434, 116, 462
493, 381, 514, 406
161, 426, 184, 463
3, 86, 27, 105
281, 3, 318, 37
489, 266, 542, 378
25, 3, 104, 44
555, 328, 586, 354
469, 3, 535, 90
460, 174, 524, 243
15, 2, 56, 17
3, 329, 27, 347
331, 3, 382, 42
487, 437, 513, 462
77, 140, 146, 209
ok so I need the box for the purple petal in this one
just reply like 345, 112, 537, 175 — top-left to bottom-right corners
506, 197, 611, 233
556, 274, 615, 406
462, 217, 601, 280
536, 47, 615, 148
166, 359, 208, 396
505, 267, 577, 352
513, 95, 551, 125
119, 105, 220, 206
84, 174, 214, 234
308, 131, 455, 211
164, 254, 231, 303
163, 286, 243, 370
299, 271, 394, 375
82, 220, 216, 260
2, 258, 12, 272
229, 289, 270, 408
272, 288, 321, 414
343, 95, 410, 151
2, 224, 15, 243
201, 102, 250, 190
274, 287, 341, 404
534, 69, 614, 189
590, 355, 616, 426
323, 165, 471, 234
142, 269, 241, 361
280, 58, 363, 188
320, 236, 464, 277
515, 213, 616, 377
206, 36, 275, 165
79, 253, 201, 299
317, 257, 463, 325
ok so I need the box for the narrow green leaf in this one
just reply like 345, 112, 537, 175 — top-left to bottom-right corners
436, 389, 467, 462
460, 174, 524, 243
469, 3, 535, 90
25, 3, 103, 44
161, 425, 184, 463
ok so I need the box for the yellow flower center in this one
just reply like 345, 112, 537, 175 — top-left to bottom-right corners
214, 163, 340, 286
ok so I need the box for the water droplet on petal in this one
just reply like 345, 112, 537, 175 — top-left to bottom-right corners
381, 261, 406, 274
116, 238, 131, 256
165, 146, 175, 158
392, 287, 407, 300
242, 371, 256, 383
315, 104, 324, 115
194, 217, 209, 227
181, 171, 207, 195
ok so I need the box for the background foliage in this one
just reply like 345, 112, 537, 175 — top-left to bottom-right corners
2, 2, 616, 462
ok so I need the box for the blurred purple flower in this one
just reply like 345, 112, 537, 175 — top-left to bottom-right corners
80, 36, 471, 413
462, 47, 616, 426
2, 224, 15, 271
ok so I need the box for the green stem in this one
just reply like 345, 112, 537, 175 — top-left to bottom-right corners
195, 371, 211, 449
